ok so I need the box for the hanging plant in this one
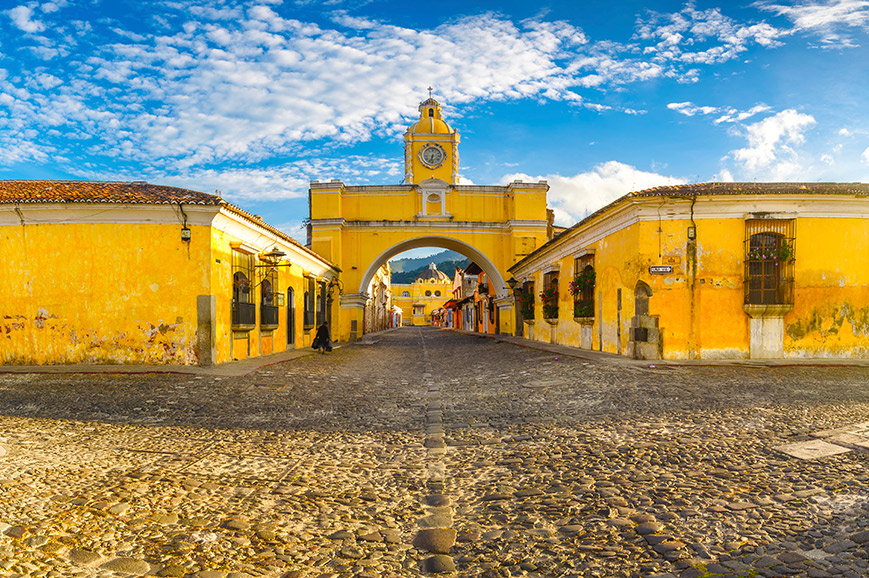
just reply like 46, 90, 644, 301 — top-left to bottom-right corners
746, 239, 794, 263
539, 286, 559, 319
233, 275, 250, 294
516, 290, 535, 320
569, 269, 596, 297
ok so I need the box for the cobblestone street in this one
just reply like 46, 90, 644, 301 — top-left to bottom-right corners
1, 327, 869, 578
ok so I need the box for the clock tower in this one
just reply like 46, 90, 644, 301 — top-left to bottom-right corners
404, 97, 460, 185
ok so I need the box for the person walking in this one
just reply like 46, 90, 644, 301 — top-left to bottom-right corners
313, 321, 332, 354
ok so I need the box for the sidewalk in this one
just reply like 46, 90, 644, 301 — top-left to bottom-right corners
0, 345, 323, 378
0, 327, 401, 378
454, 328, 869, 369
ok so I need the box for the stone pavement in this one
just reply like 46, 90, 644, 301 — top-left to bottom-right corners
1, 327, 868, 578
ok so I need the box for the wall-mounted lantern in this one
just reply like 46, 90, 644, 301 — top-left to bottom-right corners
258, 246, 288, 268
326, 278, 344, 304
181, 226, 191, 242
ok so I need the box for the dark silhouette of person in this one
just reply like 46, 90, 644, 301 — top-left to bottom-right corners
314, 322, 332, 354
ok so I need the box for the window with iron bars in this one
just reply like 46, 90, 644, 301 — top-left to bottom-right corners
518, 280, 535, 320
744, 219, 795, 306
573, 254, 595, 318
232, 250, 256, 327
260, 268, 279, 328
541, 271, 559, 319
316, 281, 327, 326
303, 278, 316, 328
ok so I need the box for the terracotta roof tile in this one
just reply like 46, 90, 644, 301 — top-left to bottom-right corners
0, 180, 339, 270
510, 181, 869, 273
632, 182, 869, 197
0, 180, 222, 205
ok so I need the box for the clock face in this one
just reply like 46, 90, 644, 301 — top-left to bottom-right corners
419, 144, 446, 168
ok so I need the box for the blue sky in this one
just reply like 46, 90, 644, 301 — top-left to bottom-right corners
2, 0, 869, 245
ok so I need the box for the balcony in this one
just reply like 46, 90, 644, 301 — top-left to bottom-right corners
260, 304, 279, 329
232, 301, 256, 330
303, 310, 316, 328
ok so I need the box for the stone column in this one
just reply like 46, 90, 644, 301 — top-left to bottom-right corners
339, 293, 368, 342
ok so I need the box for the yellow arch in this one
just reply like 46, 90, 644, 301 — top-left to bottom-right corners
359, 236, 509, 299
307, 98, 551, 341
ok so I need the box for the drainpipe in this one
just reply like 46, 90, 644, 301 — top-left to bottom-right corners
687, 192, 698, 359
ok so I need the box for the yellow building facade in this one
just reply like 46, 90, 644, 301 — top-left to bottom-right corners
1, 181, 339, 366
391, 263, 453, 326
363, 262, 394, 333
308, 98, 551, 341
509, 183, 869, 360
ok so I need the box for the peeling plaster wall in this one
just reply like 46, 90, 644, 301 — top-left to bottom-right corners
1, 221, 209, 365
509, 200, 869, 360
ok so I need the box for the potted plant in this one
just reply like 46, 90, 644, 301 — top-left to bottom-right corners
570, 268, 595, 320
539, 285, 559, 320
516, 290, 535, 320
746, 239, 794, 263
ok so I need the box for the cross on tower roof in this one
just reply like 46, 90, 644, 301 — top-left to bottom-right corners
427, 86, 433, 98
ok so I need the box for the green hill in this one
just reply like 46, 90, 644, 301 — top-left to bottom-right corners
389, 250, 466, 274
391, 258, 471, 284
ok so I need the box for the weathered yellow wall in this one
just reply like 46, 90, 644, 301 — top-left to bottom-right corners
784, 217, 869, 357
2, 222, 209, 364
511, 206, 869, 360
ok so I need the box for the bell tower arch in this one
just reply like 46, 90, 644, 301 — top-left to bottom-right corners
404, 98, 460, 185
308, 96, 550, 342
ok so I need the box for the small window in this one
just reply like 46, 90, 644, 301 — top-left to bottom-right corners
571, 255, 595, 318
541, 271, 559, 319
260, 271, 278, 328
232, 250, 255, 327
402, 291, 410, 297
518, 280, 535, 320
425, 290, 432, 296
428, 108, 434, 117
744, 220, 795, 306
435, 291, 441, 297
303, 278, 316, 327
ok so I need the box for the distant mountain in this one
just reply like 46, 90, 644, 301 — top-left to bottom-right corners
390, 251, 473, 284
389, 250, 466, 274
391, 258, 472, 284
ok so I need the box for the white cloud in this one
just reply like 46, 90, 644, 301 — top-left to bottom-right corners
636, 5, 783, 65
715, 168, 735, 182
502, 161, 687, 226
0, 5, 795, 174
862, 146, 869, 163
839, 127, 852, 136
269, 219, 309, 244
7, 5, 46, 33
758, 0, 869, 47
668, 101, 720, 116
730, 109, 816, 173
667, 101, 771, 123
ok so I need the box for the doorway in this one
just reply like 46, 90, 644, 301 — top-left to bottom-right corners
287, 287, 295, 346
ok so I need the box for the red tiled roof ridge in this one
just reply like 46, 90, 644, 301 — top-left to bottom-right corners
631, 181, 869, 197
0, 179, 222, 205
0, 179, 339, 271
509, 180, 869, 273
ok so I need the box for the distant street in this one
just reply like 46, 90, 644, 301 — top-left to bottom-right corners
1, 327, 868, 578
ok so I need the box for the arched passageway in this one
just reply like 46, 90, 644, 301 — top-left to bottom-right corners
358, 236, 509, 299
